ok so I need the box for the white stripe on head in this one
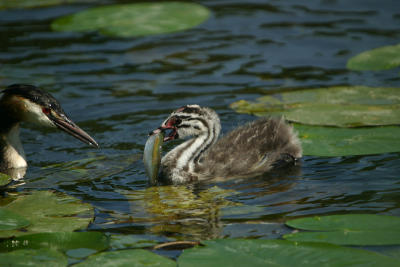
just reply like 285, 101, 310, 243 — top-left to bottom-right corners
20, 98, 55, 128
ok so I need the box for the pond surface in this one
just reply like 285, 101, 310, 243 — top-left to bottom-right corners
1, 0, 399, 254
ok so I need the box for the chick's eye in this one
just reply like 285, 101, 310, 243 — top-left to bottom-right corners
175, 117, 182, 125
42, 107, 51, 114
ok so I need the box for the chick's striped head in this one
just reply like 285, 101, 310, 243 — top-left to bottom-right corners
160, 105, 220, 141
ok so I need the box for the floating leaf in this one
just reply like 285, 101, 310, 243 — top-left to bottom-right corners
26, 153, 140, 188
347, 44, 400, 71
0, 248, 67, 266
0, 191, 94, 238
295, 124, 400, 156
74, 249, 176, 267
0, 0, 95, 10
51, 2, 210, 37
230, 86, 400, 127
0, 209, 30, 231
178, 239, 400, 267
0, 232, 108, 253
284, 214, 400, 245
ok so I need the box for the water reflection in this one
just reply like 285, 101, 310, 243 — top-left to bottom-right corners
90, 165, 301, 240
105, 185, 235, 240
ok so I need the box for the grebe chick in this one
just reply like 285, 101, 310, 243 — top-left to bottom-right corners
151, 105, 302, 184
0, 84, 98, 179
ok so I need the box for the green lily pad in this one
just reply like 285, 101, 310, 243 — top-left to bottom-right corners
0, 209, 30, 231
0, 232, 108, 253
0, 248, 67, 267
51, 2, 210, 38
74, 249, 176, 267
284, 214, 400, 245
0, 191, 94, 238
347, 44, 400, 71
0, 0, 95, 10
178, 239, 400, 267
295, 124, 400, 156
0, 173, 12, 186
230, 86, 400, 127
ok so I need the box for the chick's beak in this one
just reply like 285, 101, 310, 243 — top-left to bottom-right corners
48, 112, 99, 148
150, 121, 178, 142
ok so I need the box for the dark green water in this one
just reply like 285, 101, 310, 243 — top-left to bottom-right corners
1, 0, 399, 248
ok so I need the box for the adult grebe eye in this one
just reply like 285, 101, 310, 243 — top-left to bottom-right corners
42, 107, 51, 114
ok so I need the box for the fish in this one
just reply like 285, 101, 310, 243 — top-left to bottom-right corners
143, 129, 164, 184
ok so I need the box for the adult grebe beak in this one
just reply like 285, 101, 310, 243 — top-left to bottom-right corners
47, 111, 99, 148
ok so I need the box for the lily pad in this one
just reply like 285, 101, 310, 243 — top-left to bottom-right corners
347, 43, 400, 71
295, 124, 400, 156
51, 2, 210, 38
0, 0, 95, 10
284, 214, 400, 245
0, 232, 108, 252
0, 209, 30, 231
74, 249, 176, 267
0, 191, 94, 238
178, 239, 400, 267
0, 248, 67, 267
230, 86, 400, 127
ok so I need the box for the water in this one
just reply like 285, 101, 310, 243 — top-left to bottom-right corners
1, 0, 399, 246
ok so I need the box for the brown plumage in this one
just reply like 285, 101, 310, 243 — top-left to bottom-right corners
152, 105, 302, 184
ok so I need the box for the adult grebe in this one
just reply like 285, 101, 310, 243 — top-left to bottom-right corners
0, 84, 98, 179
150, 105, 302, 184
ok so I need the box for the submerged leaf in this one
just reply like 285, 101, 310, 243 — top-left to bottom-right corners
74, 249, 176, 267
52, 2, 210, 37
284, 214, 400, 245
26, 153, 140, 188
0, 191, 94, 238
110, 234, 159, 249
347, 43, 400, 71
178, 239, 400, 267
